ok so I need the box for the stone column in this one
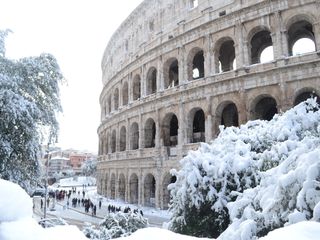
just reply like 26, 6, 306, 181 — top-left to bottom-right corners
235, 21, 248, 68
139, 113, 144, 149
204, 34, 211, 77
157, 56, 164, 91
178, 46, 187, 84
155, 109, 161, 148
128, 74, 133, 103
178, 102, 186, 146
141, 65, 146, 97
126, 119, 130, 150
314, 22, 320, 51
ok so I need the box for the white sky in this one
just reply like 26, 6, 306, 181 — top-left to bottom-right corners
0, 0, 143, 153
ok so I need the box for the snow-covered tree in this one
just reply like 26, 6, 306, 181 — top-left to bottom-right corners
82, 158, 97, 177
168, 98, 320, 239
0, 30, 63, 190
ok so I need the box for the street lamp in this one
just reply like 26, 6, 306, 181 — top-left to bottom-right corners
43, 143, 50, 219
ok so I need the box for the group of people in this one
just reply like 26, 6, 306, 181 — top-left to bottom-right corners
107, 204, 144, 216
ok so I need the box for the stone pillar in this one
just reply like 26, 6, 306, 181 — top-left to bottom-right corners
178, 46, 187, 84
155, 173, 161, 209
273, 11, 288, 59
116, 123, 120, 152
235, 22, 248, 67
139, 171, 143, 206
155, 109, 161, 148
314, 22, 320, 51
128, 74, 133, 103
157, 56, 164, 91
204, 35, 211, 77
115, 176, 119, 199
126, 119, 130, 150
139, 113, 144, 149
141, 65, 146, 97
178, 102, 186, 146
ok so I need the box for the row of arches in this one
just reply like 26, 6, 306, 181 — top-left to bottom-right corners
103, 16, 317, 115
101, 172, 177, 209
99, 90, 319, 155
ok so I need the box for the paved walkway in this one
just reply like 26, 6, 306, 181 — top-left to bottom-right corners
50, 188, 170, 227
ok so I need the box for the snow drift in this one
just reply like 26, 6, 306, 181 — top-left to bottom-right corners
169, 98, 320, 239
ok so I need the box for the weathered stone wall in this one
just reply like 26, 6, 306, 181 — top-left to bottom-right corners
97, 0, 320, 209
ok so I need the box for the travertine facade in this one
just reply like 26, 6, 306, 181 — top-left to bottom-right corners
97, 0, 320, 209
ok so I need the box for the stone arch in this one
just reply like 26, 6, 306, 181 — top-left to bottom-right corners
216, 101, 239, 128
118, 173, 126, 201
122, 81, 129, 105
162, 173, 176, 210
286, 15, 316, 56
146, 67, 157, 95
119, 126, 126, 151
162, 113, 179, 147
248, 26, 273, 64
187, 107, 205, 143
129, 173, 139, 204
293, 88, 320, 106
110, 173, 116, 199
145, 118, 156, 148
111, 129, 116, 153
114, 88, 119, 110
130, 122, 139, 150
250, 95, 278, 120
144, 173, 156, 207
214, 37, 236, 73
187, 47, 205, 80
133, 74, 141, 100
163, 57, 179, 88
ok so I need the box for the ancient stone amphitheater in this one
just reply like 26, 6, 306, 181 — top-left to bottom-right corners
97, 0, 320, 209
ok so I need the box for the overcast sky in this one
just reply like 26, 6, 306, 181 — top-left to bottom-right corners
0, 0, 143, 153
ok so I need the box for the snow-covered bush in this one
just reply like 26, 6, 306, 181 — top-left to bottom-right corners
168, 98, 320, 239
83, 211, 148, 239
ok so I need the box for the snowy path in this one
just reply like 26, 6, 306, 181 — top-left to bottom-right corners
34, 184, 171, 229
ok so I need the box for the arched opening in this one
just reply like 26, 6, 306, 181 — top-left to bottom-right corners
250, 29, 273, 64
133, 75, 141, 100
162, 113, 179, 147
118, 174, 126, 201
122, 82, 128, 105
162, 174, 176, 210
288, 20, 315, 56
145, 118, 156, 148
119, 126, 126, 151
130, 122, 139, 150
292, 38, 316, 56
187, 108, 205, 143
252, 97, 278, 121
164, 58, 179, 88
144, 174, 156, 207
146, 67, 157, 95
111, 130, 116, 153
294, 90, 320, 106
221, 103, 239, 127
129, 173, 139, 204
110, 173, 116, 199
218, 39, 235, 72
260, 46, 274, 63
192, 50, 204, 79
114, 88, 119, 111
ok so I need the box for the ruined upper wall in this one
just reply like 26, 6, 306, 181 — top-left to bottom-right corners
101, 0, 259, 85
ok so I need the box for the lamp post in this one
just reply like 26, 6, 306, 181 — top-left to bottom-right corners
43, 143, 50, 219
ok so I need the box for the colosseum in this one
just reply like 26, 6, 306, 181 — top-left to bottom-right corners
97, 0, 320, 209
